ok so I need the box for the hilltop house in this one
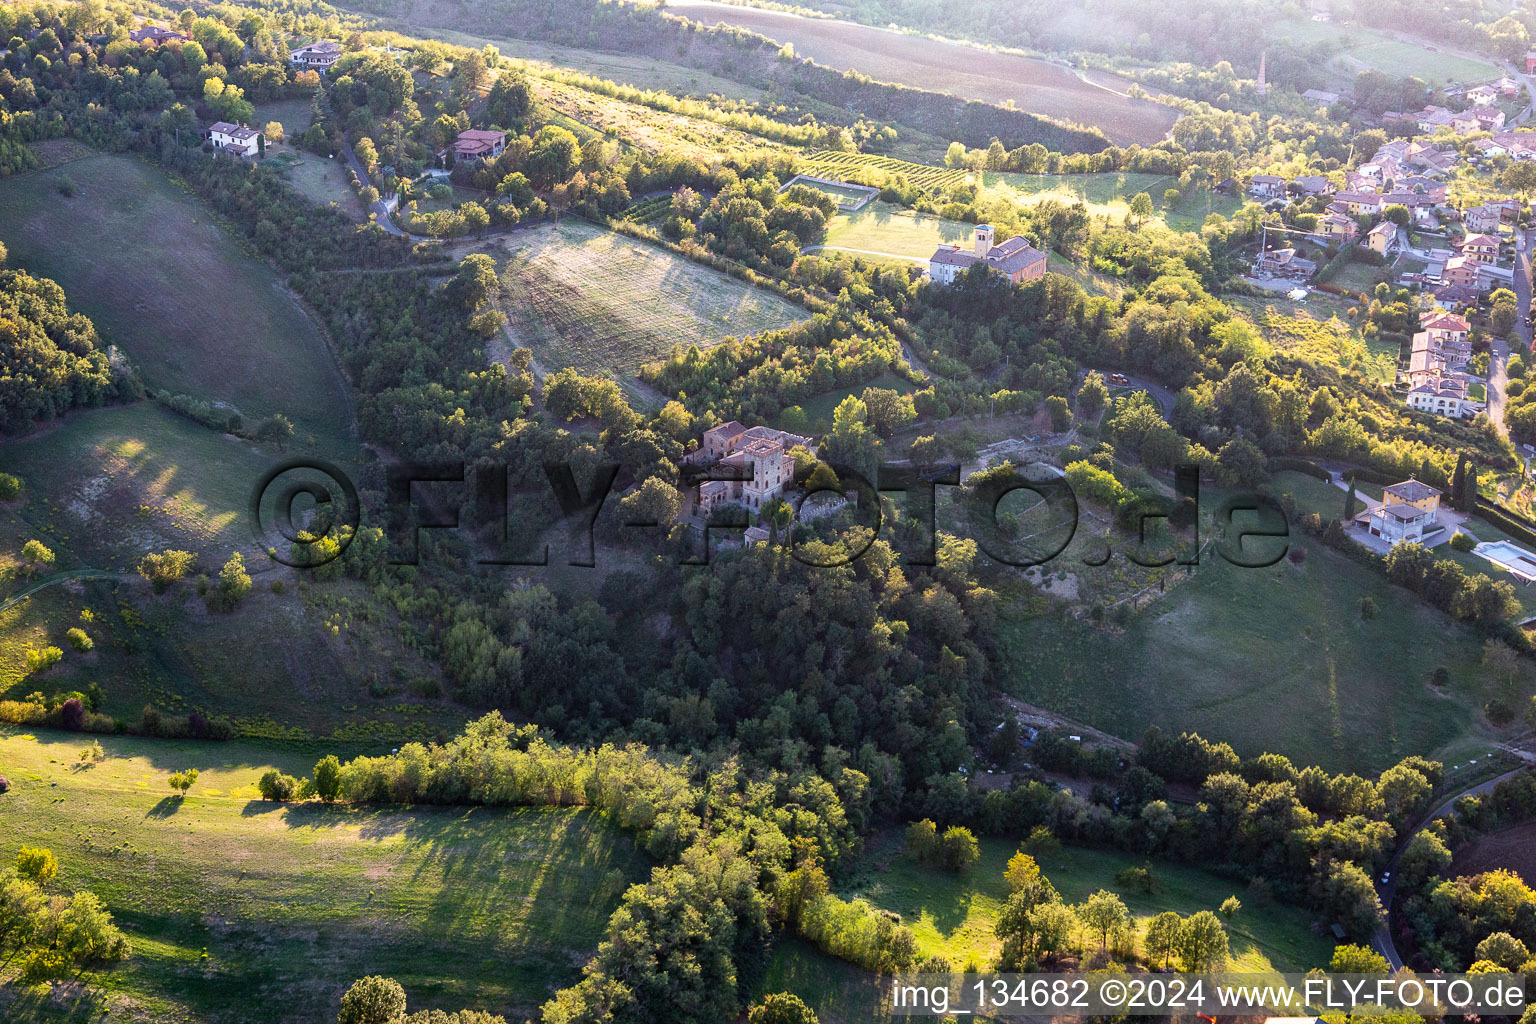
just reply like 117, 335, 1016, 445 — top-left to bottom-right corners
1407, 378, 1478, 420
450, 129, 507, 163
208, 122, 260, 157
130, 24, 189, 44
695, 423, 815, 514
929, 225, 1047, 286
289, 40, 342, 69
1366, 479, 1444, 542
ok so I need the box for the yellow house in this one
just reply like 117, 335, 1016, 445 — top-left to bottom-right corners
1365, 220, 1396, 255
1382, 479, 1441, 515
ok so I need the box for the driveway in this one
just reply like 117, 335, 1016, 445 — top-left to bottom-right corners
340, 134, 423, 239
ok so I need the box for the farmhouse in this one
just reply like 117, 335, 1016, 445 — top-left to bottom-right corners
929, 225, 1047, 286
289, 40, 342, 69
1466, 84, 1498, 106
130, 24, 189, 44
451, 129, 507, 162
1289, 175, 1332, 197
1302, 89, 1340, 106
208, 122, 261, 157
1367, 480, 1444, 541
695, 422, 816, 513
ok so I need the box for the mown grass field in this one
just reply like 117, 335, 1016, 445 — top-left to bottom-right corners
0, 154, 353, 448
978, 170, 1243, 232
1275, 19, 1502, 84
468, 220, 808, 383
0, 727, 645, 1023
267, 150, 366, 220
821, 201, 973, 258
998, 531, 1501, 773
839, 832, 1333, 973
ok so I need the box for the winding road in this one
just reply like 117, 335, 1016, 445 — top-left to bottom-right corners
1373, 764, 1533, 969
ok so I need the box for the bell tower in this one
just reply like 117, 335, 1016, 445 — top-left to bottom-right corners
974, 224, 994, 257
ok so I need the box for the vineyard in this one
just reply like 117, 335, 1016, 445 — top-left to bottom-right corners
482, 221, 808, 384
800, 151, 967, 192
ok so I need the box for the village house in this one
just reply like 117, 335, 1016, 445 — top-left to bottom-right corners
1254, 248, 1317, 279
1441, 255, 1481, 289
1464, 202, 1510, 233
1458, 232, 1500, 263
289, 40, 342, 70
1466, 84, 1499, 106
208, 121, 261, 157
1249, 174, 1286, 198
1365, 220, 1397, 255
1407, 378, 1478, 420
1475, 109, 1506, 132
1302, 89, 1341, 106
1526, 49, 1536, 73
130, 24, 189, 44
1420, 310, 1470, 345
1288, 175, 1332, 197
1316, 212, 1358, 242
929, 225, 1047, 286
1498, 76, 1521, 98
1367, 480, 1445, 542
1472, 138, 1508, 159
451, 129, 508, 162
1335, 190, 1383, 217
695, 423, 816, 514
1416, 106, 1455, 132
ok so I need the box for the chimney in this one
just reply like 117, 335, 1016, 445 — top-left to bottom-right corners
974, 224, 994, 258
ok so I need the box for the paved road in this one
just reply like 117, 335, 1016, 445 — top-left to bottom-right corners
339, 135, 420, 239
1374, 764, 1532, 969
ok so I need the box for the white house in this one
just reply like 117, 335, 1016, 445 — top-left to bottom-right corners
290, 40, 342, 70
209, 121, 260, 157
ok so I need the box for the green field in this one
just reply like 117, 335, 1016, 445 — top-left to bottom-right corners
840, 832, 1333, 973
978, 170, 1243, 232
999, 530, 1500, 773
780, 371, 918, 433
1233, 304, 1399, 381
267, 150, 366, 220
467, 220, 808, 383
0, 154, 353, 447
821, 201, 973, 259
0, 727, 645, 1023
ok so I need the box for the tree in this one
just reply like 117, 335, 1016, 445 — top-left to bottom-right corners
1077, 371, 1109, 417
619, 477, 683, 526
16, 847, 57, 884
1176, 909, 1228, 971
1005, 850, 1041, 893
904, 819, 938, 862
254, 414, 294, 450
1503, 161, 1536, 199
1128, 192, 1154, 227
1475, 932, 1530, 970
217, 551, 252, 608
138, 549, 195, 591
21, 538, 54, 570
168, 768, 199, 797
1144, 911, 1183, 969
939, 826, 980, 873
748, 992, 819, 1024
315, 755, 342, 802
1218, 896, 1241, 919
338, 976, 407, 1024
1078, 889, 1131, 952
1330, 943, 1389, 974
1044, 395, 1073, 432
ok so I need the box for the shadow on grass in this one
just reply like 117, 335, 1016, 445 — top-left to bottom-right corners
144, 795, 183, 819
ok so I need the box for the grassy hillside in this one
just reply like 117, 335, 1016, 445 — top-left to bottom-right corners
0, 154, 354, 448
841, 832, 1334, 972
999, 535, 1504, 773
0, 727, 645, 1023
467, 220, 808, 385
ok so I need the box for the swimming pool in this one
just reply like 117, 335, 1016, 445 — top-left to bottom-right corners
1473, 539, 1536, 582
